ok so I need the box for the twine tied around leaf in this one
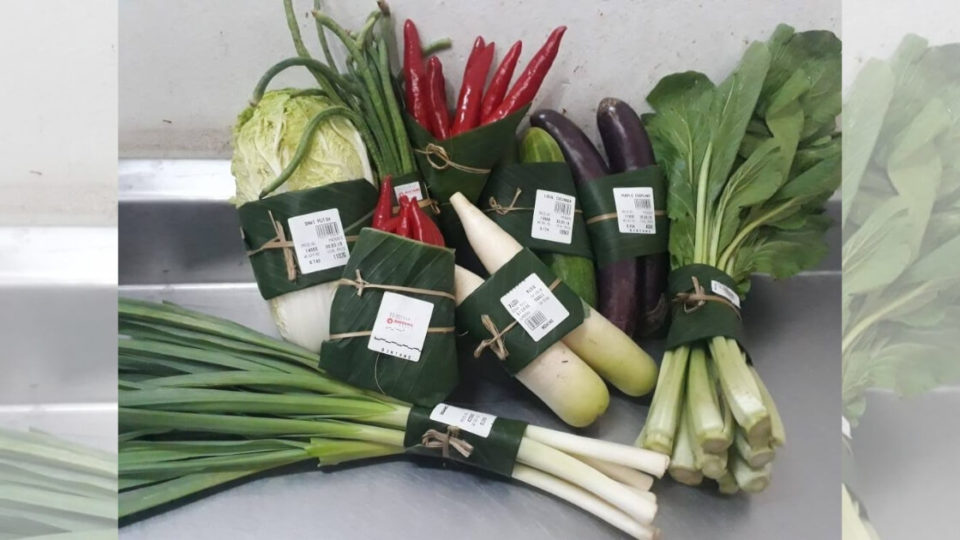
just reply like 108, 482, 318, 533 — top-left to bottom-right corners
421, 426, 474, 459
245, 211, 297, 281
673, 276, 741, 319
473, 278, 563, 360
245, 210, 358, 282
337, 269, 456, 301
415, 143, 491, 175
485, 188, 529, 215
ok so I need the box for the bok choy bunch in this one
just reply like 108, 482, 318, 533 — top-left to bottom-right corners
637, 25, 841, 492
231, 3, 422, 352
118, 298, 668, 539
0, 427, 117, 538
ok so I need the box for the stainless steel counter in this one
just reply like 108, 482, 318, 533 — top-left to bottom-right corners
118, 160, 840, 539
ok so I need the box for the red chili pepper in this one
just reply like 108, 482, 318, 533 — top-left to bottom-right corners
426, 57, 451, 140
380, 215, 401, 233
480, 40, 522, 121
395, 195, 414, 239
451, 42, 495, 136
403, 20, 430, 129
450, 37, 486, 132
483, 26, 567, 124
372, 175, 394, 230
408, 200, 445, 246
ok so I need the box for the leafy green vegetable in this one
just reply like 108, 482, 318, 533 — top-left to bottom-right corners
230, 89, 373, 206
842, 37, 960, 425
639, 25, 841, 493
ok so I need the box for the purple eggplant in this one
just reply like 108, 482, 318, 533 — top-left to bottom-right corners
531, 109, 641, 336
596, 98, 669, 337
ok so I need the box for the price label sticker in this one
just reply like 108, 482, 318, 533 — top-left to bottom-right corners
500, 274, 570, 342
287, 209, 350, 274
711, 280, 742, 308
531, 189, 576, 244
394, 182, 424, 202
613, 187, 656, 234
367, 292, 434, 362
429, 403, 496, 438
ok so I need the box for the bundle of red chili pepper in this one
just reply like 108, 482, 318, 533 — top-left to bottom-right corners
403, 20, 566, 140
371, 176, 445, 246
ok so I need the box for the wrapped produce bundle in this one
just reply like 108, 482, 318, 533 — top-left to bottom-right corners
319, 228, 458, 406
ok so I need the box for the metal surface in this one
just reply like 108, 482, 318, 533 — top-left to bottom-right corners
851, 390, 960, 539
0, 226, 118, 452
118, 160, 840, 539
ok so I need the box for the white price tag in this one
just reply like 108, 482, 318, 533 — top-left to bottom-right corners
500, 274, 570, 342
429, 403, 496, 438
613, 187, 656, 234
710, 280, 742, 308
367, 292, 434, 362
287, 209, 350, 274
394, 182, 424, 202
531, 189, 576, 244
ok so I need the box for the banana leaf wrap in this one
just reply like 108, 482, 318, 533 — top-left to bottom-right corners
664, 264, 745, 351
479, 162, 593, 258
404, 404, 527, 477
406, 107, 530, 271
319, 228, 458, 406
456, 249, 585, 375
578, 166, 669, 268
238, 179, 377, 300
387, 173, 441, 222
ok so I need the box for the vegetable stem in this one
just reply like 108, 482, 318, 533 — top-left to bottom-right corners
708, 337, 770, 446
637, 346, 690, 454
685, 347, 727, 453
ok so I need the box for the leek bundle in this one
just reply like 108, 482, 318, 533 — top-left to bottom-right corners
0, 427, 117, 539
118, 298, 667, 539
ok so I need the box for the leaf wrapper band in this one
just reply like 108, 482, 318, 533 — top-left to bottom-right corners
404, 405, 527, 477
664, 264, 745, 351
577, 166, 668, 267
405, 107, 530, 270
319, 228, 458, 406
456, 249, 586, 375
479, 162, 594, 259
238, 179, 378, 300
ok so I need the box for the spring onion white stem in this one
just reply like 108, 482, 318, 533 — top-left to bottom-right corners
516, 438, 657, 525
524, 425, 669, 478
512, 464, 659, 540
574, 454, 654, 491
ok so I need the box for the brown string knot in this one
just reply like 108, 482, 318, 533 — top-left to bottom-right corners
485, 188, 527, 215
472, 278, 563, 360
421, 426, 474, 458
673, 276, 741, 318
415, 143, 491, 175
473, 314, 518, 360
245, 210, 297, 281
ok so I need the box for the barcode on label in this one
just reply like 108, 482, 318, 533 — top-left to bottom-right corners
287, 208, 351, 274
531, 190, 576, 245
613, 187, 656, 235
523, 311, 548, 330
500, 274, 570, 342
315, 221, 341, 237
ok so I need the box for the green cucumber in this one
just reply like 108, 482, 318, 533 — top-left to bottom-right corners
519, 128, 597, 306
